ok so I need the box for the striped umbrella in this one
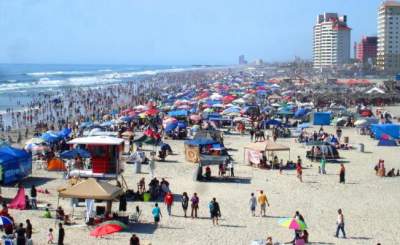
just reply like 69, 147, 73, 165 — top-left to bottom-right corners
278, 218, 308, 230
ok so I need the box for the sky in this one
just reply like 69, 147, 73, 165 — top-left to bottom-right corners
0, 0, 384, 65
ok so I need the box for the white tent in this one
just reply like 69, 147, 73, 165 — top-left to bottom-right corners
366, 87, 385, 94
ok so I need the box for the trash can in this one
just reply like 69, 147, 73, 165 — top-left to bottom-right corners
358, 143, 364, 153
134, 161, 141, 173
344, 136, 349, 144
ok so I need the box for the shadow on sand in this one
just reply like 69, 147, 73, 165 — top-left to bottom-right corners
200, 176, 251, 184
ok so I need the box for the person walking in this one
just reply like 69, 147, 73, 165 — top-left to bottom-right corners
164, 192, 174, 216
190, 193, 199, 218
152, 203, 162, 226
208, 197, 221, 225
30, 185, 37, 209
257, 190, 270, 217
181, 192, 189, 218
249, 193, 257, 216
58, 223, 65, 245
335, 209, 346, 238
339, 164, 345, 183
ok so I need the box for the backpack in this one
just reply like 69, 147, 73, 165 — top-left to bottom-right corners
209, 201, 215, 213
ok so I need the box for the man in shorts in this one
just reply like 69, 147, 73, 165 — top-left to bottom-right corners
258, 190, 270, 217
152, 203, 162, 226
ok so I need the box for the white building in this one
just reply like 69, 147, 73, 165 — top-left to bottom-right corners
313, 13, 351, 69
377, 1, 400, 73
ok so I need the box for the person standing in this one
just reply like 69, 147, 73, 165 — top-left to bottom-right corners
58, 223, 65, 245
149, 151, 156, 178
335, 209, 346, 238
339, 164, 345, 183
320, 157, 326, 175
190, 193, 199, 218
15, 223, 26, 245
250, 127, 255, 142
26, 219, 32, 240
30, 185, 37, 209
164, 192, 174, 216
336, 127, 342, 142
130, 234, 140, 245
249, 193, 257, 216
257, 190, 270, 217
181, 192, 189, 218
152, 203, 162, 226
208, 197, 221, 226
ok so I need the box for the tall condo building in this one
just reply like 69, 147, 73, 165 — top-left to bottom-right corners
377, 1, 400, 73
238, 55, 247, 65
356, 36, 378, 64
313, 13, 351, 69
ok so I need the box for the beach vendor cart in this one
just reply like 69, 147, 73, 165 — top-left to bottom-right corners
67, 136, 124, 179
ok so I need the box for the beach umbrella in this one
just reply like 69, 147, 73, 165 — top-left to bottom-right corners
0, 216, 13, 226
100, 220, 128, 230
90, 223, 123, 237
210, 93, 223, 100
121, 131, 134, 138
189, 114, 202, 122
145, 108, 158, 117
278, 218, 308, 230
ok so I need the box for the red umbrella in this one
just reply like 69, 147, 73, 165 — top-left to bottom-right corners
90, 224, 123, 237
145, 108, 158, 116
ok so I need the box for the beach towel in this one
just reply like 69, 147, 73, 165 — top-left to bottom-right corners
9, 187, 26, 210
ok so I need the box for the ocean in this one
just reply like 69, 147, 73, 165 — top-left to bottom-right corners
0, 64, 189, 111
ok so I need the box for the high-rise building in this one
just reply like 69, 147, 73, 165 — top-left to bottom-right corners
356, 36, 378, 64
313, 13, 351, 69
238, 55, 247, 65
377, 1, 400, 73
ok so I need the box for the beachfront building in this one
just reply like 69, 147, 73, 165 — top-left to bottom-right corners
377, 1, 400, 73
356, 36, 378, 64
238, 55, 247, 65
313, 13, 351, 69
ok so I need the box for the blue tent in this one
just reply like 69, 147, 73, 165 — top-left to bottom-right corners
60, 148, 91, 159
0, 146, 32, 184
371, 124, 400, 139
378, 139, 398, 146
41, 131, 62, 144
168, 110, 189, 117
295, 108, 310, 118
184, 138, 217, 146
313, 112, 331, 125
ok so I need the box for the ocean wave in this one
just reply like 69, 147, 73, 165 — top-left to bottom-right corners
1, 67, 195, 93
26, 70, 94, 77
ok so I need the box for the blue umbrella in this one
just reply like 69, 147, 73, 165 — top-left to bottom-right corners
297, 123, 310, 129
60, 148, 91, 159
0, 216, 13, 225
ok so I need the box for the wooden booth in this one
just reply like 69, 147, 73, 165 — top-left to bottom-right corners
67, 136, 124, 179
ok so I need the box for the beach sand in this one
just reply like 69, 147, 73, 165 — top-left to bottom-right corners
2, 122, 399, 245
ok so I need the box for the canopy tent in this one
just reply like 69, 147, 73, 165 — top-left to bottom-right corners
0, 146, 32, 184
68, 136, 124, 145
244, 141, 290, 165
184, 138, 219, 163
47, 158, 66, 171
58, 178, 123, 200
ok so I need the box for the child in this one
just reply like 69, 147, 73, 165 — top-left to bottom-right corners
48, 228, 54, 244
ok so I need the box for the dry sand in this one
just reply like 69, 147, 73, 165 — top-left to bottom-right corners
3, 122, 400, 245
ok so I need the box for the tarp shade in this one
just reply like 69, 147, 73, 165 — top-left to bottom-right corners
58, 178, 123, 200
371, 124, 400, 139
